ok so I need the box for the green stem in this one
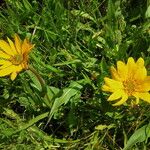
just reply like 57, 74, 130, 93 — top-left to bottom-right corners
28, 66, 47, 97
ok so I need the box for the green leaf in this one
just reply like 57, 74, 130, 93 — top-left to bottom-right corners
43, 86, 60, 108
46, 86, 60, 102
123, 124, 150, 150
22, 0, 32, 11
48, 80, 86, 121
4, 112, 49, 136
145, 5, 150, 18
54, 59, 81, 66
71, 10, 95, 22
26, 70, 42, 92
95, 124, 115, 131
3, 108, 21, 121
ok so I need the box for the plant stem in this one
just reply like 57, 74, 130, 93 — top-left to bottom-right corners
28, 65, 47, 97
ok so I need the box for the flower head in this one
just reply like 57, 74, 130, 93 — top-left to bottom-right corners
0, 34, 34, 80
102, 57, 150, 106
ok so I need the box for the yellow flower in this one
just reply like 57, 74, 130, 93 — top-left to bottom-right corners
102, 57, 150, 106
0, 34, 34, 80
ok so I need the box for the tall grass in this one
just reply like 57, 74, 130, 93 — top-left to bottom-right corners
0, 0, 150, 149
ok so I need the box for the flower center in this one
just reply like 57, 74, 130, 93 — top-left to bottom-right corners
11, 54, 23, 65
123, 80, 137, 95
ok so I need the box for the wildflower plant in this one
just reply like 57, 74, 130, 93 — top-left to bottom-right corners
0, 34, 34, 80
102, 57, 150, 106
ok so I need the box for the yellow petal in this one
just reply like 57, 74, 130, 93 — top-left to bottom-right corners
134, 57, 147, 81
132, 93, 140, 104
14, 34, 22, 54
102, 85, 112, 92
14, 64, 23, 72
135, 97, 139, 104
7, 37, 17, 54
138, 76, 150, 92
0, 65, 15, 77
104, 77, 123, 90
136, 57, 144, 67
127, 57, 136, 77
137, 92, 150, 103
0, 59, 9, 65
11, 72, 18, 80
134, 67, 147, 81
112, 93, 128, 106
0, 61, 12, 69
108, 90, 124, 101
117, 61, 127, 80
0, 40, 13, 56
21, 61, 28, 69
110, 66, 121, 81
0, 51, 11, 59
22, 38, 34, 54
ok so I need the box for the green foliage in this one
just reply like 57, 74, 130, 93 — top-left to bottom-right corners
123, 123, 150, 150
0, 0, 150, 149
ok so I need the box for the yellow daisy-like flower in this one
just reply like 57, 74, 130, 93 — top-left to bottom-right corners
102, 57, 150, 106
0, 34, 34, 80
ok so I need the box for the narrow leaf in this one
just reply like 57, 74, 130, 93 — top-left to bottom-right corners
123, 124, 150, 150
